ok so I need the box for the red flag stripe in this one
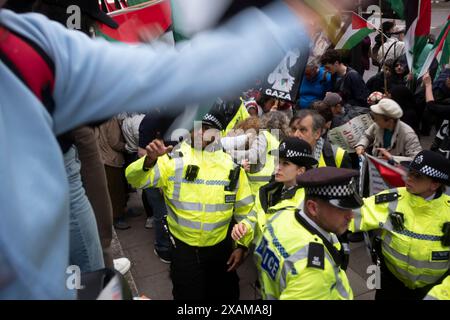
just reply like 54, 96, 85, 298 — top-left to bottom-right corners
415, 0, 431, 37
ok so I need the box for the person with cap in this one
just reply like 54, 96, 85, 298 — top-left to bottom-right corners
125, 110, 256, 300
208, 97, 250, 137
290, 109, 353, 169
350, 150, 450, 300
0, 0, 323, 299
323, 92, 368, 129
252, 167, 361, 299
231, 137, 317, 243
354, 98, 422, 163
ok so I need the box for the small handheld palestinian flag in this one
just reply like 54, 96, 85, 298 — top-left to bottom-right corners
418, 15, 450, 79
335, 12, 377, 50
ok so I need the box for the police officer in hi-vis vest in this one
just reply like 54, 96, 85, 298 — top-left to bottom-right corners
253, 167, 362, 299
126, 110, 256, 300
351, 150, 450, 300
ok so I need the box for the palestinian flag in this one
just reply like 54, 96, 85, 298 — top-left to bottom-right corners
335, 12, 377, 50
418, 15, 450, 78
403, 0, 432, 74
94, 0, 173, 44
385, 0, 405, 19
366, 155, 406, 195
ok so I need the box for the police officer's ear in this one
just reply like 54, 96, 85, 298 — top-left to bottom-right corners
305, 199, 320, 218
296, 166, 306, 176
430, 180, 444, 194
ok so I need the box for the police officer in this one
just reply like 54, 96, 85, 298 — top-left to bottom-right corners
424, 276, 450, 300
253, 167, 362, 299
126, 110, 256, 300
208, 97, 249, 137
351, 150, 450, 300
231, 137, 317, 242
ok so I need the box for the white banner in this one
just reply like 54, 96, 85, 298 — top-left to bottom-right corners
327, 114, 373, 152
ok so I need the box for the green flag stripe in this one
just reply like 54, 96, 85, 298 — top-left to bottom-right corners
386, 0, 405, 19
94, 26, 120, 42
342, 28, 374, 50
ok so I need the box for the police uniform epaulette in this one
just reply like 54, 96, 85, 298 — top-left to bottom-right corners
375, 192, 399, 204
167, 151, 183, 159
307, 242, 325, 270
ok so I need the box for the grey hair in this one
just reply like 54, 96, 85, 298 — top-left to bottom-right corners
306, 56, 319, 69
260, 111, 290, 140
290, 109, 325, 133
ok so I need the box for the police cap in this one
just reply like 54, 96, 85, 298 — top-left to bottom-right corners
296, 167, 362, 209
409, 150, 450, 185
270, 138, 318, 168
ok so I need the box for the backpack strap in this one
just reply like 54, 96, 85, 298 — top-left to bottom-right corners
0, 25, 55, 114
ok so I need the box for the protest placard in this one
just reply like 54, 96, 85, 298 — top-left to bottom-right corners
327, 114, 373, 152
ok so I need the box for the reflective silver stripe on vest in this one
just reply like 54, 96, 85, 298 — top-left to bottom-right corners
167, 206, 231, 231
152, 162, 161, 186
167, 206, 201, 230
386, 260, 445, 285
234, 210, 257, 228
382, 241, 450, 270
204, 203, 233, 212
142, 163, 160, 188
203, 218, 232, 231
169, 199, 203, 211
423, 295, 438, 300
324, 252, 350, 299
248, 176, 272, 182
353, 207, 363, 231
264, 293, 278, 300
279, 246, 309, 292
235, 195, 254, 208
172, 157, 184, 200
169, 200, 233, 213
379, 196, 398, 231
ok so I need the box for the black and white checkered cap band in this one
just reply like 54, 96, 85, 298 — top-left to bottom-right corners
203, 114, 223, 130
306, 184, 353, 198
285, 150, 313, 158
419, 165, 449, 180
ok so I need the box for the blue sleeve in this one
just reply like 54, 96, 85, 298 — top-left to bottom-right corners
1, 4, 309, 135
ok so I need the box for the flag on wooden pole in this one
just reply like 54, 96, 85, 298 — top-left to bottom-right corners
335, 12, 377, 50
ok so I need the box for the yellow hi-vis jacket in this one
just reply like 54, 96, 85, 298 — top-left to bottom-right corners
126, 142, 256, 248
251, 182, 305, 242
318, 141, 348, 168
350, 187, 450, 289
254, 209, 353, 300
246, 130, 279, 196
222, 101, 249, 137
424, 276, 450, 300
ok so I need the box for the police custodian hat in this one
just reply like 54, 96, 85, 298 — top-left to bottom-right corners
296, 167, 363, 210
270, 138, 318, 168
409, 150, 450, 185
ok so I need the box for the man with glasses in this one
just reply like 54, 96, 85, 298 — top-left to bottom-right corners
350, 150, 450, 300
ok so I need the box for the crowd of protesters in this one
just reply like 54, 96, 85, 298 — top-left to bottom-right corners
1, 0, 450, 300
